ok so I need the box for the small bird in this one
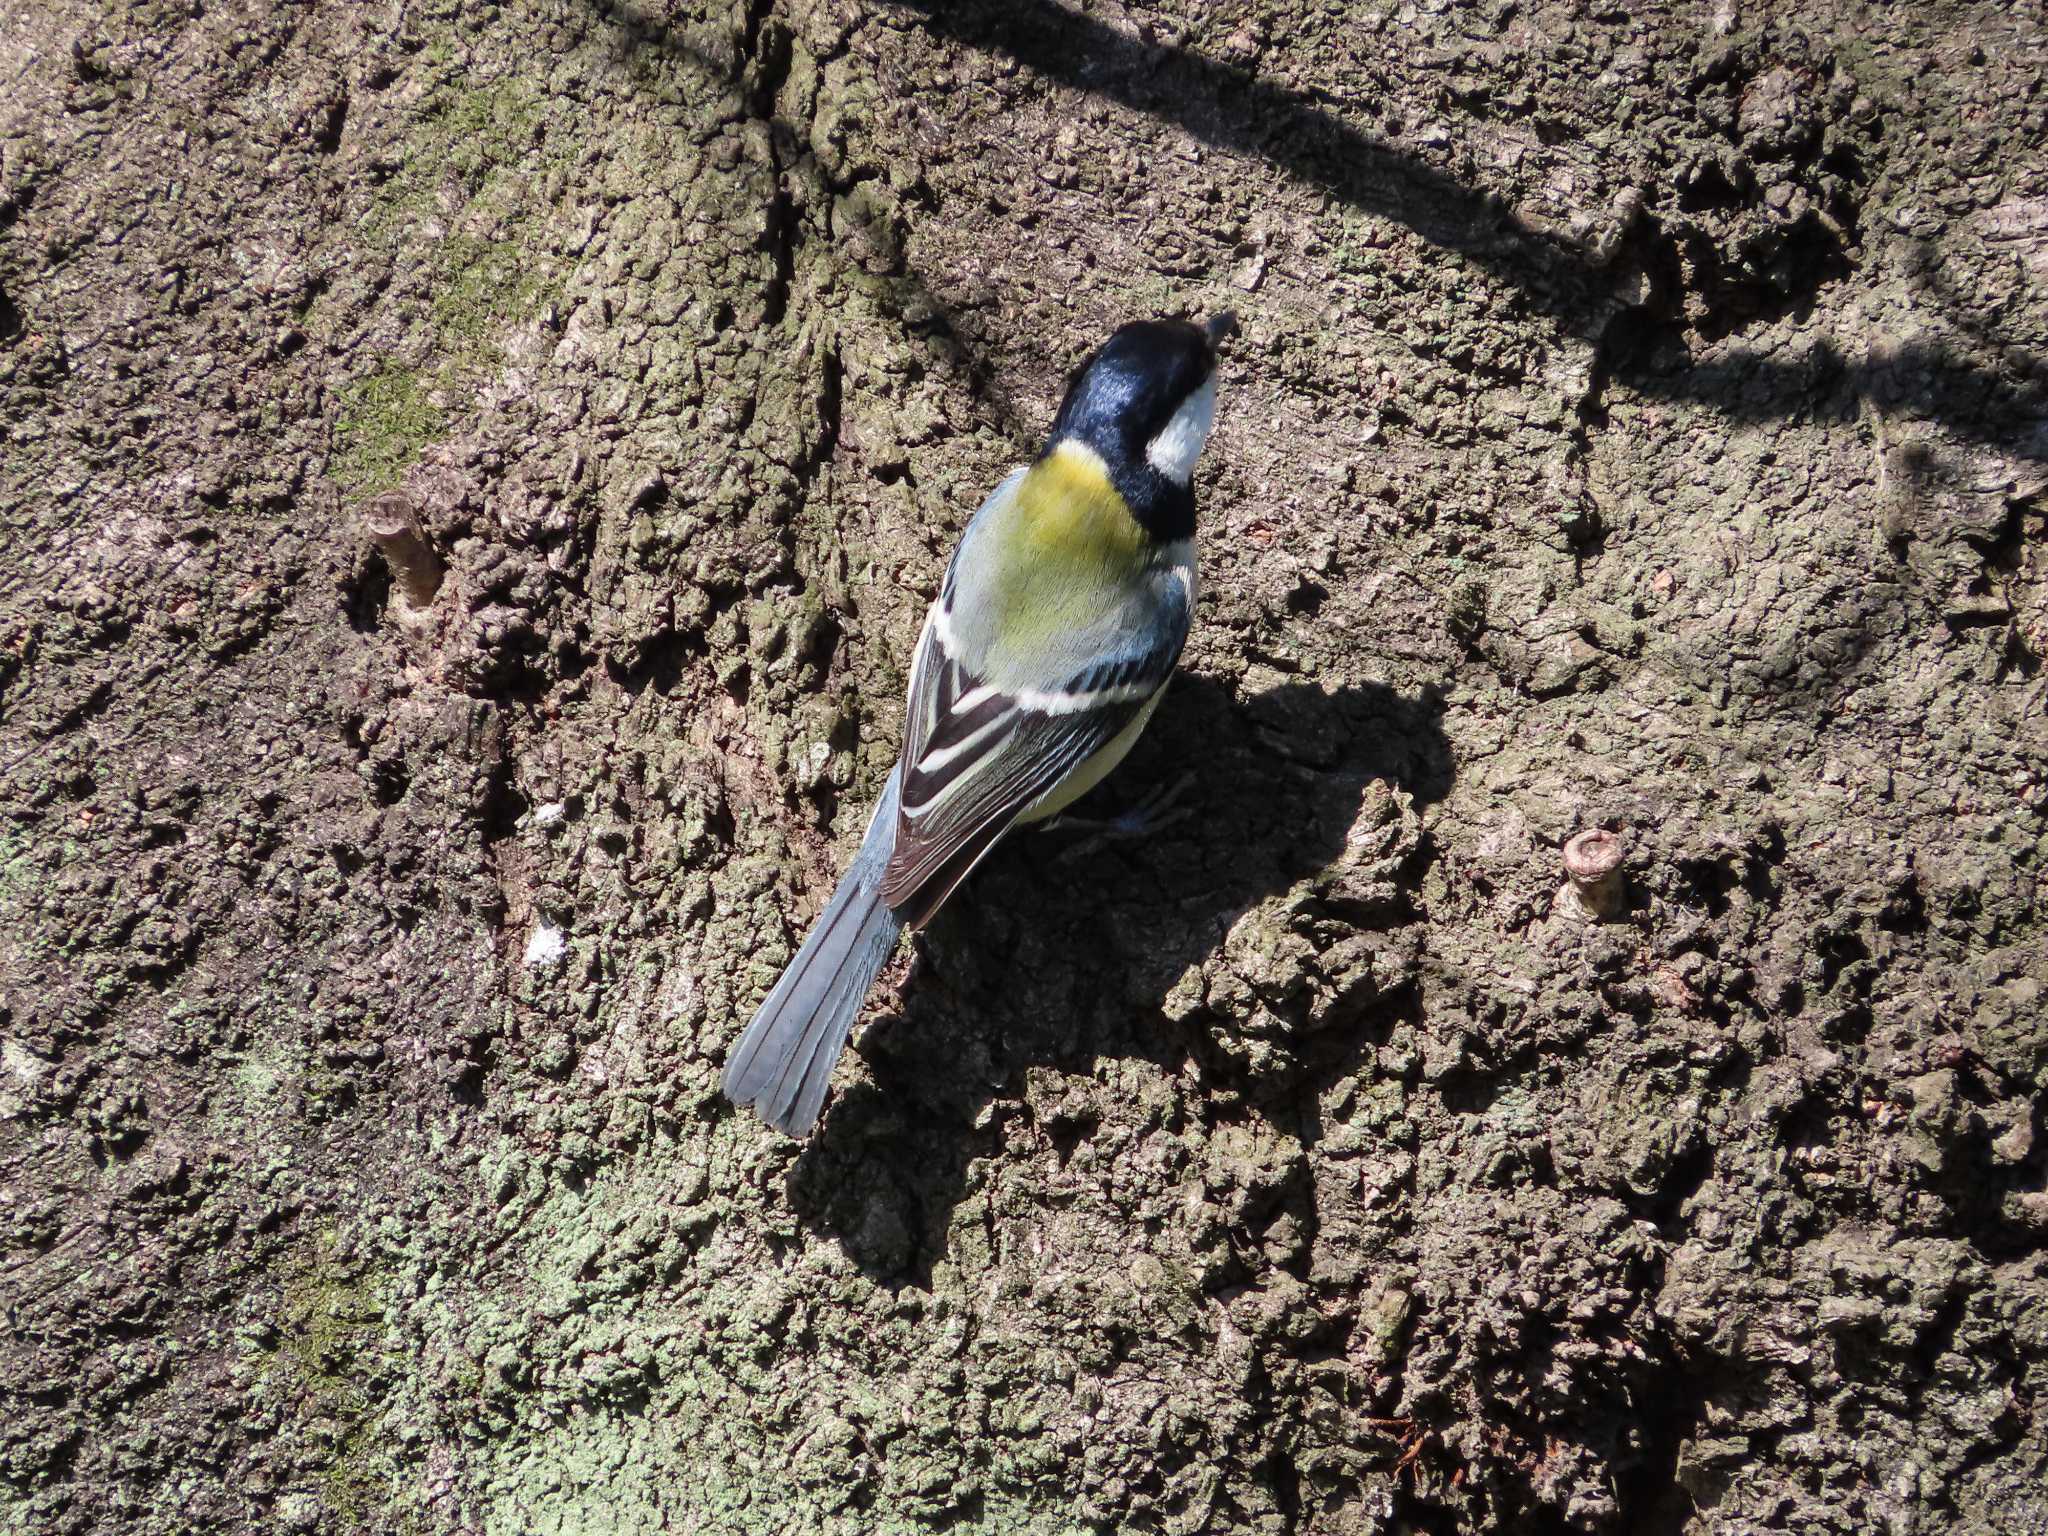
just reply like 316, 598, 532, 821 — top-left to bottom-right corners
723, 311, 1237, 1135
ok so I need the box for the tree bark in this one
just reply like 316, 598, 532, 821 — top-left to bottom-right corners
2, 1, 2044, 1532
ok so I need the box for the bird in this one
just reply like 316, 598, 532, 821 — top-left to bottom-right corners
722, 311, 1237, 1135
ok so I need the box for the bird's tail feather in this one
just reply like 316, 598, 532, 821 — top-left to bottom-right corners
721, 767, 906, 1136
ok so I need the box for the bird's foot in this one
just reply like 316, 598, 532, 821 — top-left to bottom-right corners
1047, 773, 1196, 862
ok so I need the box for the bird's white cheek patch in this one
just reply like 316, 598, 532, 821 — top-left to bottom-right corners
1146, 376, 1218, 484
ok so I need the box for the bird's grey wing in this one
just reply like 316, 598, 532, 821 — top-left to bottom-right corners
879, 591, 1188, 929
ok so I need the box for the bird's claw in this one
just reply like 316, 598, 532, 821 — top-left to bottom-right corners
1048, 773, 1196, 863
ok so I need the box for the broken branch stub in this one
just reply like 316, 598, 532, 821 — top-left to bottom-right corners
1561, 828, 1627, 920
363, 491, 445, 610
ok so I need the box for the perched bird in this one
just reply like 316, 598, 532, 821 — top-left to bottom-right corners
723, 312, 1237, 1135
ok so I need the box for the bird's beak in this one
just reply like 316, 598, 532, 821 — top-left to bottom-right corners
1205, 310, 1240, 346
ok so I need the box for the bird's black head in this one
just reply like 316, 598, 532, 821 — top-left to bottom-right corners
1043, 313, 1235, 542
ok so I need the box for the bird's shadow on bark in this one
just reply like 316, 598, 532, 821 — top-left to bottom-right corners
784, 671, 1451, 1286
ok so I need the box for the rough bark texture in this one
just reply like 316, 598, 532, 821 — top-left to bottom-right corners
4, 1, 2046, 1532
